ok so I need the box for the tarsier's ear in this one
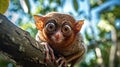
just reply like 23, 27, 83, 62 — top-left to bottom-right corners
34, 15, 45, 31
74, 20, 84, 33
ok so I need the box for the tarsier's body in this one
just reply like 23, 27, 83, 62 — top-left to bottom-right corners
34, 12, 86, 67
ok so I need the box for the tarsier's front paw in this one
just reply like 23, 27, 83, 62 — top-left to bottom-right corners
56, 57, 68, 67
41, 42, 56, 63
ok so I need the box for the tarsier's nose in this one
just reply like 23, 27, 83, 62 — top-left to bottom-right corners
55, 31, 61, 40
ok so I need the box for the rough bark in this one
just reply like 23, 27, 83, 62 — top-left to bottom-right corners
0, 14, 57, 67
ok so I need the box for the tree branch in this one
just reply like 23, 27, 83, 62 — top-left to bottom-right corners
0, 14, 57, 67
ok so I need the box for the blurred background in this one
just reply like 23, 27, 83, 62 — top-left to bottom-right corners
0, 0, 120, 67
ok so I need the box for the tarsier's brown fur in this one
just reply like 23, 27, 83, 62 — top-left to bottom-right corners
34, 12, 86, 67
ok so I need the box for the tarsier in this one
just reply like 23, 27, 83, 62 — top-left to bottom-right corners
34, 12, 86, 67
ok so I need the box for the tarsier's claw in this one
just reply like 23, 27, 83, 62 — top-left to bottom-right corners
57, 57, 68, 67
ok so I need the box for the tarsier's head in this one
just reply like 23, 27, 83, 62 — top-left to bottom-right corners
34, 12, 84, 48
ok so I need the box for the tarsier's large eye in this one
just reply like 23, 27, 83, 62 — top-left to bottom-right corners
62, 24, 72, 35
46, 20, 56, 32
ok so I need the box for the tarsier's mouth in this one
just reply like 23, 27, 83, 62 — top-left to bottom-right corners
52, 37, 63, 43
55, 39, 63, 43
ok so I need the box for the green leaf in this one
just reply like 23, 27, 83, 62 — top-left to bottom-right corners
85, 30, 92, 41
0, 0, 9, 14
113, 6, 120, 18
50, 0, 53, 3
56, 0, 61, 5
98, 19, 114, 32
73, 0, 79, 11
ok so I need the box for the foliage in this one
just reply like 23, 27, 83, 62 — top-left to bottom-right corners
0, 0, 9, 14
